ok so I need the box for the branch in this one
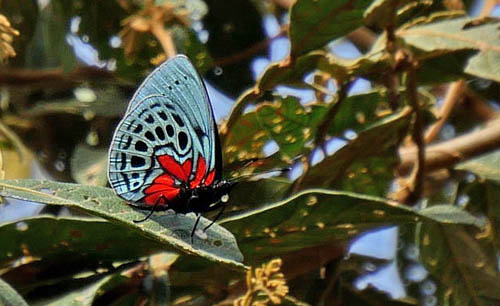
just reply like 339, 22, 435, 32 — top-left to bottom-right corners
479, 0, 499, 18
405, 59, 425, 204
213, 24, 288, 68
424, 80, 466, 143
399, 118, 500, 173
150, 9, 176, 58
0, 67, 115, 87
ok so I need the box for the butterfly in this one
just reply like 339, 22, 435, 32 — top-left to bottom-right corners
108, 55, 236, 238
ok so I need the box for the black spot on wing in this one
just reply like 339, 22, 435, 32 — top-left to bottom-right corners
131, 156, 146, 168
178, 132, 188, 150
133, 124, 143, 134
155, 127, 165, 140
145, 131, 155, 142
172, 114, 184, 127
158, 111, 168, 121
135, 140, 148, 152
166, 124, 174, 137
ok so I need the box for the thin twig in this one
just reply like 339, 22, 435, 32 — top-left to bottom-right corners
314, 80, 354, 146
406, 59, 425, 204
0, 120, 31, 163
213, 24, 288, 68
290, 155, 311, 194
399, 117, 500, 174
479, 0, 499, 18
424, 80, 466, 144
0, 67, 115, 86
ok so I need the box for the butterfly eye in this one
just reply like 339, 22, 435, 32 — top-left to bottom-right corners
221, 194, 229, 203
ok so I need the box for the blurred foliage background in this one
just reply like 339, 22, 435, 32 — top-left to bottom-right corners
0, 0, 500, 305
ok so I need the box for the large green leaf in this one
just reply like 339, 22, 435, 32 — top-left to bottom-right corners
0, 277, 28, 306
455, 149, 500, 182
221, 51, 390, 139
299, 107, 411, 190
398, 16, 500, 82
417, 223, 500, 305
224, 96, 326, 162
289, 0, 373, 57
224, 90, 391, 165
220, 188, 484, 262
0, 216, 169, 267
0, 180, 246, 270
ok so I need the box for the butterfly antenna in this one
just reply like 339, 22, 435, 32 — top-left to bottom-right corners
229, 167, 291, 182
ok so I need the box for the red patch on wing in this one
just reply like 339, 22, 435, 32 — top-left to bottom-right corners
143, 173, 180, 206
157, 155, 191, 181
204, 170, 216, 186
143, 154, 216, 206
190, 156, 207, 188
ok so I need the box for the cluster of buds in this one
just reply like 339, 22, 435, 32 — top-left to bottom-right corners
235, 258, 289, 306
0, 14, 19, 63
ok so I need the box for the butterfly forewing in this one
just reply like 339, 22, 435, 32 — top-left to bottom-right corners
108, 55, 221, 206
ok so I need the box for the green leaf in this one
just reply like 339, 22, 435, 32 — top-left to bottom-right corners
220, 188, 483, 262
300, 107, 411, 190
34, 267, 132, 305
398, 16, 500, 82
455, 149, 500, 182
289, 0, 373, 57
0, 216, 169, 267
0, 277, 28, 306
226, 96, 326, 161
418, 223, 500, 305
224, 90, 392, 166
0, 179, 246, 270
418, 205, 486, 228
228, 178, 292, 212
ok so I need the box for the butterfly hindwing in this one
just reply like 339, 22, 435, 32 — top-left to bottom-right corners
108, 55, 221, 206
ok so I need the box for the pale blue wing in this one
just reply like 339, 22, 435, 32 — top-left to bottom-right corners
108, 55, 221, 203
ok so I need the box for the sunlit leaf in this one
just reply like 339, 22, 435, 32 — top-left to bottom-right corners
299, 108, 411, 191
0, 179, 246, 270
455, 149, 500, 182
398, 16, 500, 82
221, 188, 483, 263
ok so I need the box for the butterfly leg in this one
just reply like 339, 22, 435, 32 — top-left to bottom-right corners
203, 201, 226, 232
191, 213, 201, 243
133, 195, 165, 223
